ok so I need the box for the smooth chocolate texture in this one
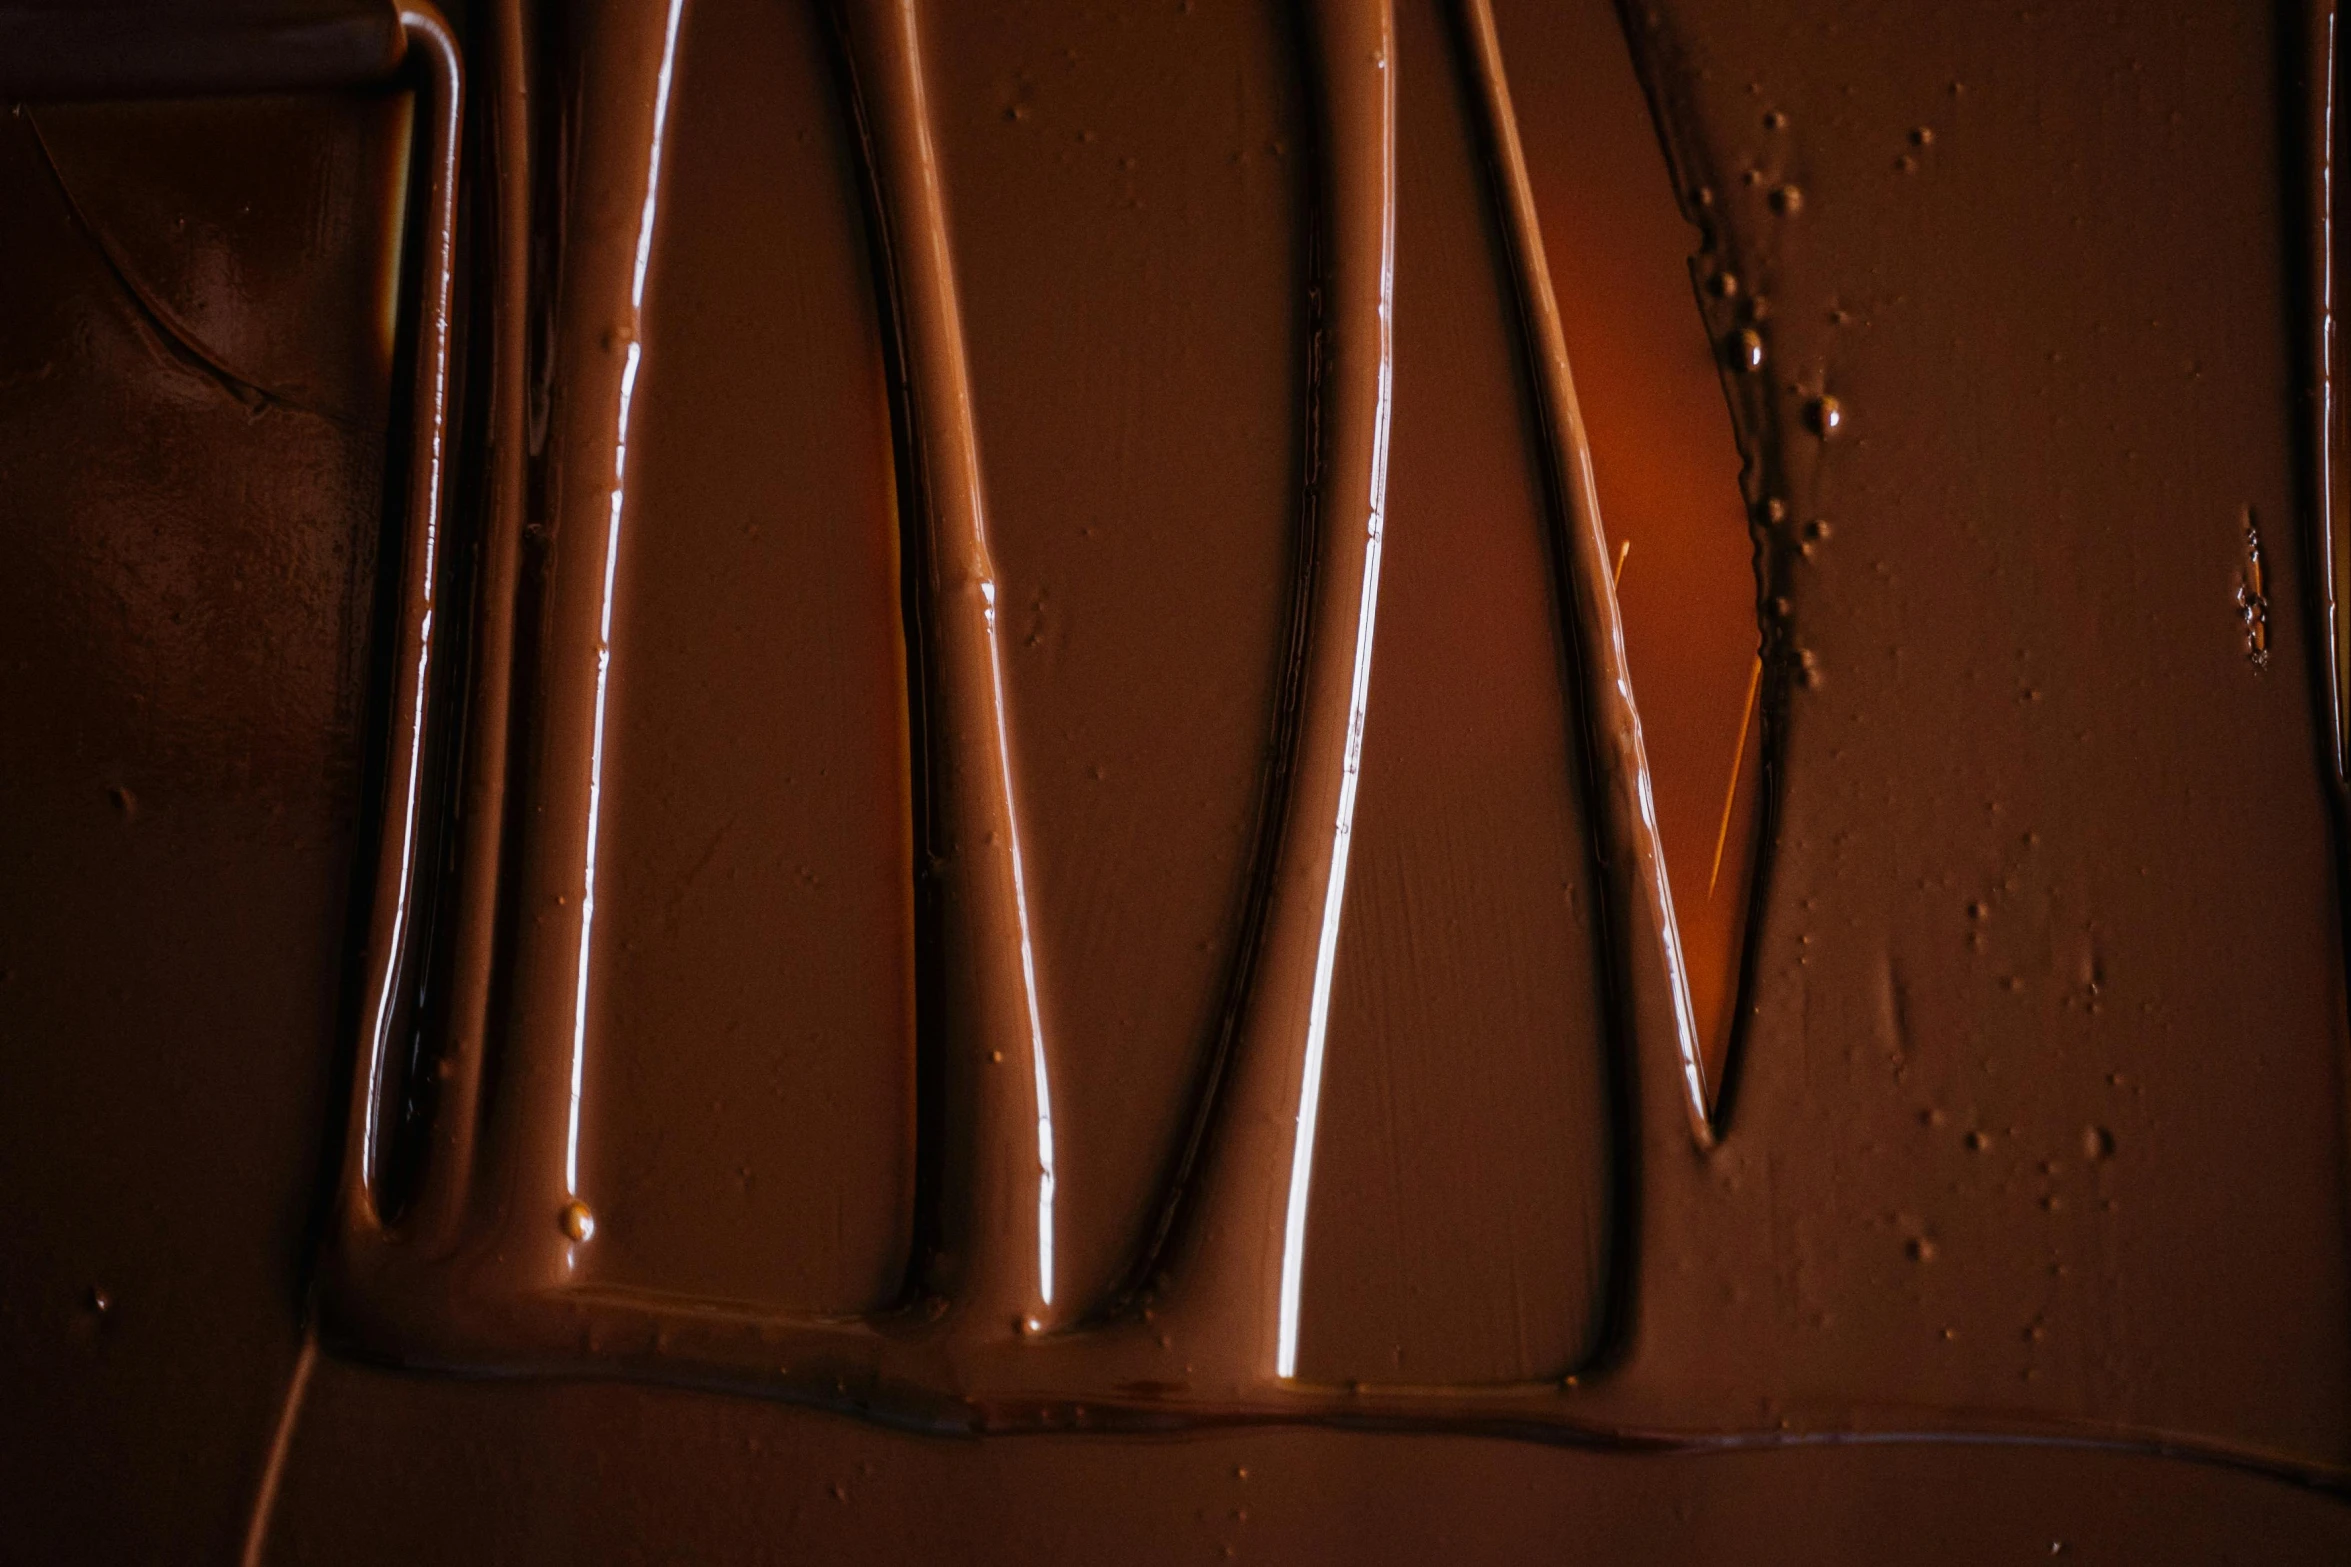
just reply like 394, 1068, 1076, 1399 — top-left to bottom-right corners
5, 0, 2351, 1560
0, 71, 406, 1557
0, 1, 405, 102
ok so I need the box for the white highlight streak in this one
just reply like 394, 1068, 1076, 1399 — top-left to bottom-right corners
362, 608, 433, 1176
567, 0, 685, 1199
981, 582, 1057, 1306
1276, 169, 1395, 1382
901, 0, 1057, 1308
359, 30, 456, 1187
1568, 430, 1705, 1122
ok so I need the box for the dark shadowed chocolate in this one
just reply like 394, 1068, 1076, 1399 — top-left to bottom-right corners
4, 0, 2350, 1560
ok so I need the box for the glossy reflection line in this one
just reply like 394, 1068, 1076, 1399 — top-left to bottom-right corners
855, 0, 1057, 1315
900, 0, 1058, 1305
568, 0, 687, 1198
981, 579, 1058, 1306
1275, 76, 1395, 1382
1459, 0, 1710, 1141
363, 604, 433, 1179
359, 8, 460, 1194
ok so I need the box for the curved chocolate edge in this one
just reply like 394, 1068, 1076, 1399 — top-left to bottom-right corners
392, 0, 531, 1250
1122, 0, 1397, 1386
313, 1257, 2351, 1499
1605, 0, 1794, 1144
831, 0, 1060, 1339
337, 3, 460, 1237
1456, 0, 1711, 1149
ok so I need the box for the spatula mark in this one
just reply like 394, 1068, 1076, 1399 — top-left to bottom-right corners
21, 110, 325, 419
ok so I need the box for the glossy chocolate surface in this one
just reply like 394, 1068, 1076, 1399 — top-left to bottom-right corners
4, 0, 2350, 1559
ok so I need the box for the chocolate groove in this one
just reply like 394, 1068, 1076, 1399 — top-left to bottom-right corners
339, 3, 460, 1236
1602, 0, 1809, 1143
334, 0, 673, 1307
391, 0, 533, 1250
1457, 0, 1709, 1153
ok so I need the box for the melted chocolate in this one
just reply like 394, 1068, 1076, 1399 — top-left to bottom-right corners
7, 0, 2351, 1558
